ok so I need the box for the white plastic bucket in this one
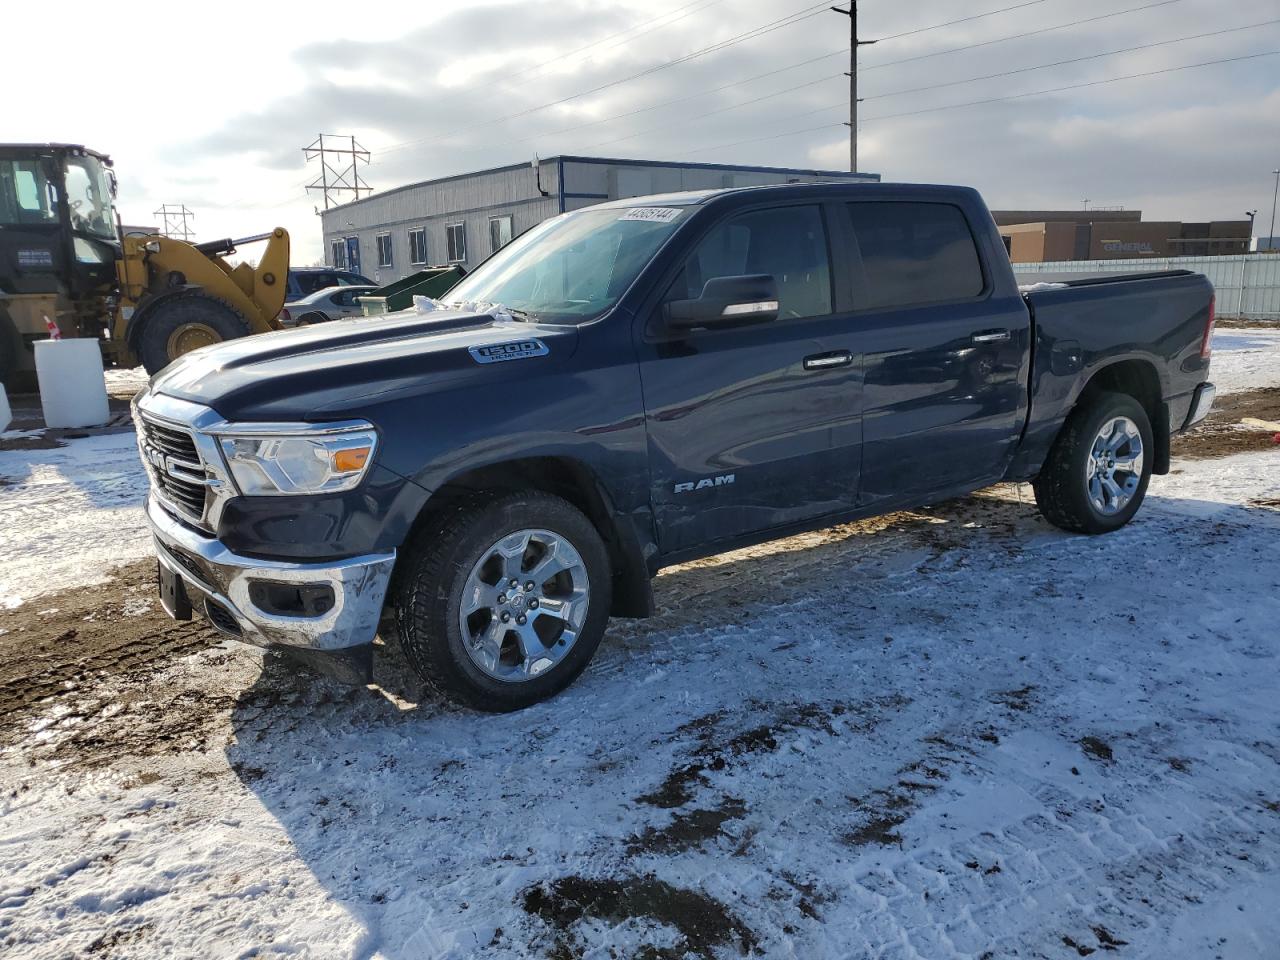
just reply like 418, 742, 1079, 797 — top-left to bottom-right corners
0, 383, 11, 432
35, 339, 110, 429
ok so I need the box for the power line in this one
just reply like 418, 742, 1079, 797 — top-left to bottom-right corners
861, 0, 1187, 74
250, 0, 1194, 212
867, 49, 1280, 121
419, 0, 1062, 160
677, 49, 1280, 156
867, 18, 1280, 102
423, 0, 1187, 160
374, 1, 834, 159
504, 0, 726, 84
579, 17, 1279, 152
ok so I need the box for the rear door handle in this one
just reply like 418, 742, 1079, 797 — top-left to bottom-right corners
972, 330, 1011, 343
803, 350, 852, 371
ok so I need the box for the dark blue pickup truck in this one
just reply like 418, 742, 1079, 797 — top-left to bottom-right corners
133, 183, 1217, 710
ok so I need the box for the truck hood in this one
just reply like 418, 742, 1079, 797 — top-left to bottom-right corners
149, 308, 580, 422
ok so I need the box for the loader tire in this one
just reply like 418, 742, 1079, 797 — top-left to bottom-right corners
136, 292, 251, 375
0, 308, 36, 393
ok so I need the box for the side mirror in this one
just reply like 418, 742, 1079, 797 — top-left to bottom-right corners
666, 274, 779, 329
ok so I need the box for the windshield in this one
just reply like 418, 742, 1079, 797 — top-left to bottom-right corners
63, 155, 118, 240
444, 206, 689, 323
0, 158, 58, 227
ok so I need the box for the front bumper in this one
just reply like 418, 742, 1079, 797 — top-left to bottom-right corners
147, 496, 395, 654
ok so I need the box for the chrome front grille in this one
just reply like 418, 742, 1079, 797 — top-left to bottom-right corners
138, 415, 210, 523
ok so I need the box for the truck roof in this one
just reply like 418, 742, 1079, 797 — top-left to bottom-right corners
0, 143, 113, 164
590, 181, 973, 209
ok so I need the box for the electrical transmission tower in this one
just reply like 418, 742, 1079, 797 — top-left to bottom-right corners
303, 134, 373, 210
154, 204, 195, 241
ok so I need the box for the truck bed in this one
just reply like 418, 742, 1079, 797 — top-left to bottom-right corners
1009, 269, 1215, 480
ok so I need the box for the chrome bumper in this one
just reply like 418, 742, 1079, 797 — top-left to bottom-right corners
1183, 381, 1216, 430
147, 496, 395, 652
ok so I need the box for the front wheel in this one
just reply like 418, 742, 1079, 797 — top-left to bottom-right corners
1034, 390, 1154, 534
393, 492, 612, 711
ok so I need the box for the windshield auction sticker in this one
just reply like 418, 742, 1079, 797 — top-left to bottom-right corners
618, 207, 682, 223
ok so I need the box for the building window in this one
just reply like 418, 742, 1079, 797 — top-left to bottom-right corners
446, 222, 467, 263
489, 215, 514, 253
408, 228, 427, 265
376, 233, 393, 268
331, 239, 347, 269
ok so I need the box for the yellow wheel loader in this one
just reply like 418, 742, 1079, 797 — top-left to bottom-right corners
0, 143, 290, 388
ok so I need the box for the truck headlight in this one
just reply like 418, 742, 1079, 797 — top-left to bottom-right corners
216, 425, 377, 495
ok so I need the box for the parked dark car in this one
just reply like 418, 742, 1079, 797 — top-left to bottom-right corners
134, 183, 1216, 710
285, 267, 372, 300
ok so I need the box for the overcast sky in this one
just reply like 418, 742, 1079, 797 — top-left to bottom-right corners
9, 0, 1280, 261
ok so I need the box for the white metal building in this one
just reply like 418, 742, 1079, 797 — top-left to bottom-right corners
319, 155, 879, 285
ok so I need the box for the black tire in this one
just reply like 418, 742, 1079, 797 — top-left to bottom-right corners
295, 311, 329, 326
394, 491, 613, 711
1034, 390, 1154, 535
0, 307, 31, 392
136, 292, 251, 375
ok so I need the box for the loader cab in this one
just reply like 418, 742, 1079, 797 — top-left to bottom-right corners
0, 143, 121, 300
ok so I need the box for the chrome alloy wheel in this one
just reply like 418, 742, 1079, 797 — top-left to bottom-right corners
1086, 416, 1144, 516
458, 529, 590, 682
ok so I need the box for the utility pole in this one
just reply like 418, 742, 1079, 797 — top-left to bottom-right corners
303, 134, 373, 210
1270, 168, 1280, 253
830, 3, 876, 174
153, 204, 195, 241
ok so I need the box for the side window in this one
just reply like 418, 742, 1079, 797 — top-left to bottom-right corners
846, 202, 985, 311
330, 240, 347, 270
489, 215, 514, 253
446, 222, 467, 263
408, 227, 427, 265
667, 205, 832, 321
376, 233, 393, 268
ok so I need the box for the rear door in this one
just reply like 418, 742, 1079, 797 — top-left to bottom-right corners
843, 200, 1030, 507
637, 202, 862, 555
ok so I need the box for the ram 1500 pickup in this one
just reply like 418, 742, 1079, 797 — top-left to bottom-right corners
133, 183, 1217, 710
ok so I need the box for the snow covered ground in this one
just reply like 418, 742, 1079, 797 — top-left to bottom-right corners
0, 332, 1277, 959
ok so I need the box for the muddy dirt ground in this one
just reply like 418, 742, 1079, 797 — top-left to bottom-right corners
1, 386, 1275, 773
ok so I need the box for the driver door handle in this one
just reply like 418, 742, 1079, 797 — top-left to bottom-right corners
972, 329, 1011, 343
804, 350, 852, 371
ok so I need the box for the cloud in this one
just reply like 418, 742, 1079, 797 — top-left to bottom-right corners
153, 0, 1280, 254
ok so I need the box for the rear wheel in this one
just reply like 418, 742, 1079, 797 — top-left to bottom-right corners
1034, 390, 1153, 534
394, 492, 612, 711
136, 292, 251, 375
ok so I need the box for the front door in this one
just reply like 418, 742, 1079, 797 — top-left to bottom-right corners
637, 203, 862, 556
843, 200, 1030, 507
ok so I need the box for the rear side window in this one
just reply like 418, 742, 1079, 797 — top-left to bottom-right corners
668, 205, 833, 321
846, 202, 984, 310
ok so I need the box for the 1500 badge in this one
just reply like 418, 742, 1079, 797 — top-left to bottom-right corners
469, 339, 550, 364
